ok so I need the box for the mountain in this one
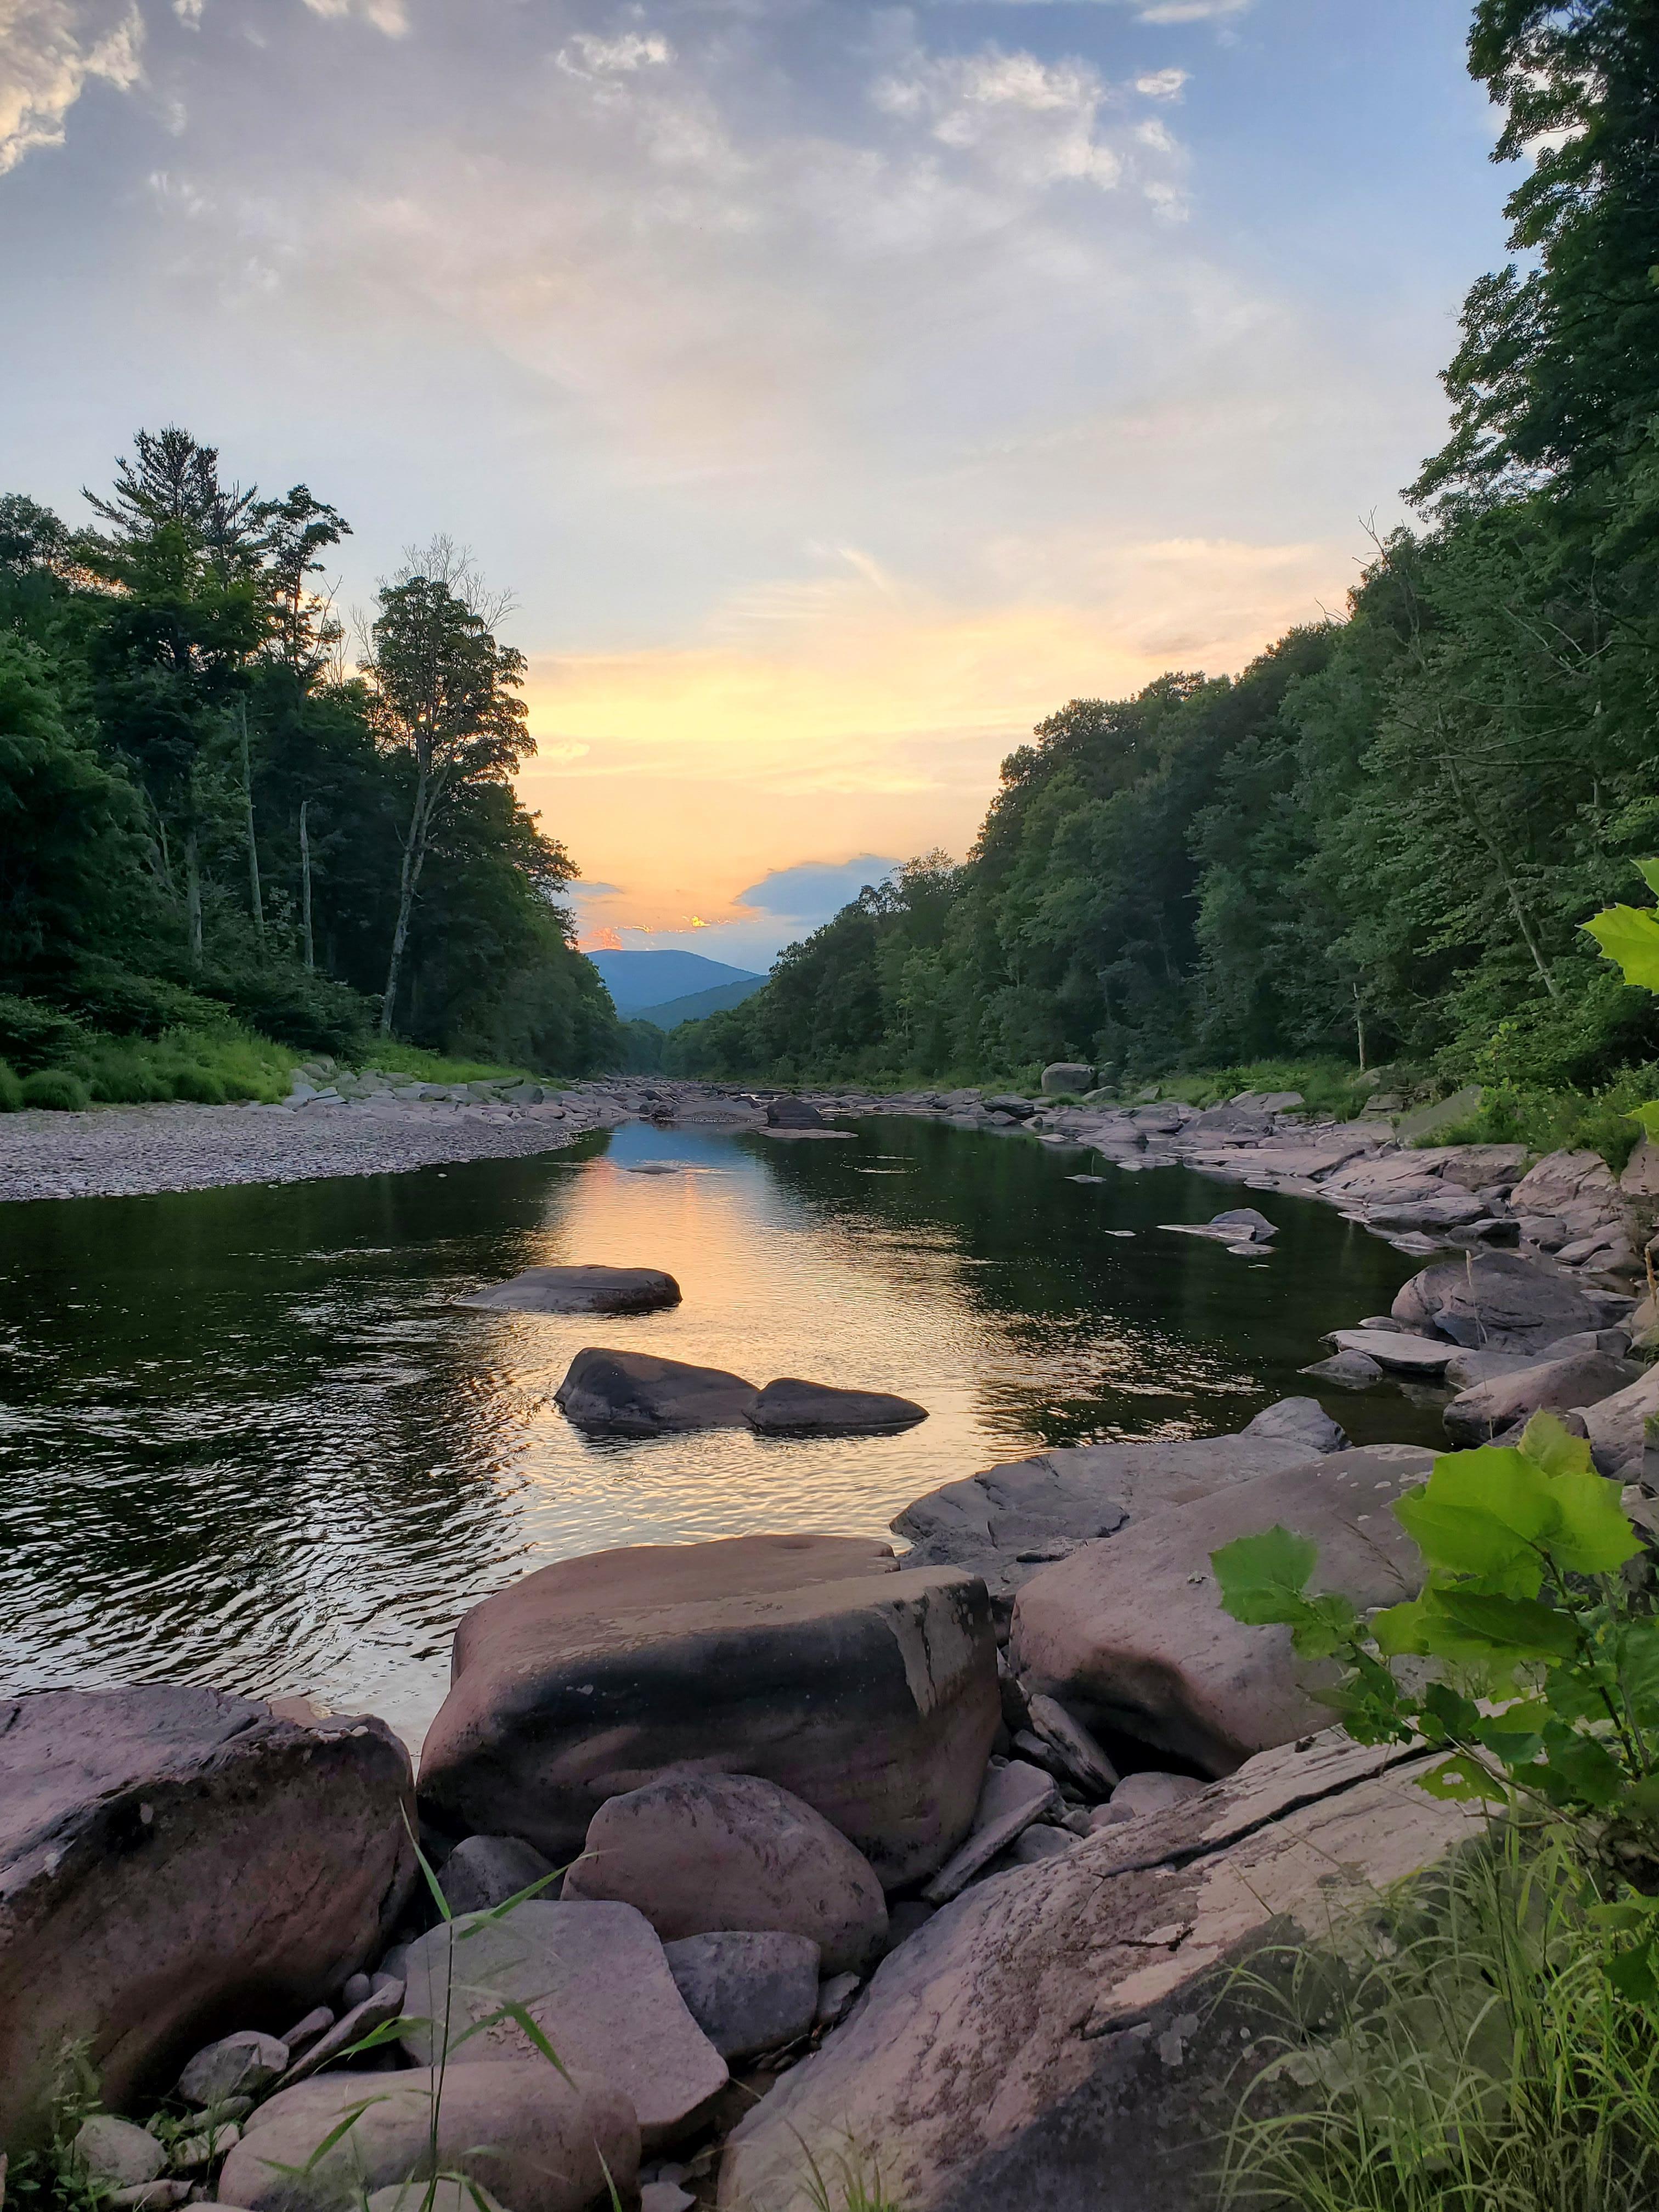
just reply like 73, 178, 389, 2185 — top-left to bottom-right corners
585, 950, 764, 1017
632, 976, 768, 1030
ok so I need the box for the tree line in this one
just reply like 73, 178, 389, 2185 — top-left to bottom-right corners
1, 430, 617, 1076
669, 0, 1659, 1099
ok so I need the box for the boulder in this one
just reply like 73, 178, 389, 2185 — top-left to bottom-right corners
75, 2118, 166, 2190
747, 1380, 927, 1436
178, 2032, 289, 2109
1024, 1695, 1119, 1797
1239, 1397, 1348, 1453
1090, 1772, 1206, 1828
437, 1834, 557, 1917
985, 1096, 1037, 1120
717, 1734, 1484, 2212
1040, 1063, 1094, 1096
921, 1761, 1059, 1905
1435, 1144, 1530, 1192
458, 1265, 681, 1316
1366, 1189, 1487, 1231
893, 1431, 1336, 1613
1210, 1207, 1276, 1240
662, 1932, 821, 2059
1010, 1446, 1434, 1775
562, 1773, 887, 1972
0, 1688, 414, 2148
418, 1535, 999, 1887
1508, 1149, 1622, 1242
1390, 1248, 1604, 1350
554, 1348, 759, 1434
1580, 1362, 1659, 1482
1442, 1349, 1639, 1446
765, 1098, 826, 1129
398, 1901, 725, 2147
1299, 1350, 1384, 1389
1326, 1328, 1455, 1374
219, 2063, 637, 2212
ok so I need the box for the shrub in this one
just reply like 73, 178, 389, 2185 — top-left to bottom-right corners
0, 994, 87, 1070
53, 961, 222, 1038
195, 960, 375, 1055
21, 1068, 91, 1111
0, 1058, 21, 1110
167, 1064, 227, 1105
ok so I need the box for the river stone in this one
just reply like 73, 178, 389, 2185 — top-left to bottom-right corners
398, 1901, 725, 2146
1040, 1063, 1094, 1096
0, 1687, 415, 2149
1009, 1446, 1434, 1775
221, 2063, 637, 2212
1024, 1695, 1119, 1797
1391, 1248, 1605, 1349
921, 1760, 1059, 1905
765, 1098, 827, 1129
1326, 1329, 1455, 1374
1442, 1349, 1639, 1446
662, 1932, 821, 2059
1300, 1350, 1385, 1389
437, 1833, 557, 1917
418, 1534, 998, 1887
278, 1978, 404, 2087
562, 1773, 888, 1972
747, 1379, 928, 1436
75, 2118, 166, 2190
554, 1347, 759, 1434
1209, 1207, 1275, 1240
367, 2188, 505, 2212
178, 2032, 290, 2109
1240, 1397, 1348, 1452
1508, 1149, 1622, 1241
458, 1265, 681, 1316
1090, 1771, 1207, 1828
893, 1431, 1338, 1613
716, 1733, 1483, 2212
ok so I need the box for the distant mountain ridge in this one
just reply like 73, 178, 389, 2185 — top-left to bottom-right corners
631, 976, 768, 1030
584, 949, 764, 1017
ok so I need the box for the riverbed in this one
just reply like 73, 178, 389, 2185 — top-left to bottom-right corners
0, 1115, 1436, 1745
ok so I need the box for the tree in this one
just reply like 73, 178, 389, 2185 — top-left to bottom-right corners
255, 485, 351, 681
84, 426, 263, 578
365, 554, 533, 1031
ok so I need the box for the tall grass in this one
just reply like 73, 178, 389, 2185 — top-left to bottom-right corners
1222, 1824, 1659, 2212
1432, 1073, 1658, 1172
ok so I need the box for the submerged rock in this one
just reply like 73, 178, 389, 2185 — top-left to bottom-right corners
0, 1686, 414, 2148
554, 1347, 759, 1434
747, 1379, 927, 1435
417, 1534, 999, 1886
458, 1264, 681, 1316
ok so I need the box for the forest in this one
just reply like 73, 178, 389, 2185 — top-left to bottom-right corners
0, 433, 618, 1104
668, 0, 1659, 1122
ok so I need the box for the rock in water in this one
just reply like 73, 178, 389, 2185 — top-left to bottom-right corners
397, 1901, 726, 2147
1239, 1397, 1348, 1453
1390, 1248, 1605, 1350
1442, 1349, 1638, 1446
458, 1265, 681, 1316
562, 1772, 887, 1972
1009, 1446, 1433, 1775
747, 1379, 928, 1436
716, 1734, 1485, 2212
765, 1098, 826, 1128
220, 2063, 637, 2212
417, 1534, 999, 1887
662, 1931, 822, 2059
554, 1347, 759, 1434
436, 1832, 557, 1916
0, 1687, 414, 2149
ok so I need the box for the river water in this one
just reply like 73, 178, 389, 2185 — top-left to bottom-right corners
0, 1116, 1437, 1745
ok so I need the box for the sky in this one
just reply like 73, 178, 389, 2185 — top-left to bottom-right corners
2, 0, 1514, 969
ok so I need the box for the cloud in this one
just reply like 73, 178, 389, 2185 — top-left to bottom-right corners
556, 31, 673, 80
300, 0, 409, 33
0, 0, 143, 174
736, 856, 900, 917
871, 46, 1138, 193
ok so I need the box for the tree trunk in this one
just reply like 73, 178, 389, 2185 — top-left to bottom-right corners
239, 701, 264, 947
298, 798, 315, 972
1353, 984, 1368, 1071
184, 825, 204, 969
382, 776, 432, 1034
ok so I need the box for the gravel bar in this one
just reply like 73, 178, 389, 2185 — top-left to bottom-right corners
0, 1094, 634, 1204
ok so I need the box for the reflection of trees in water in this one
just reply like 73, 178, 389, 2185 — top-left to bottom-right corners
0, 1142, 611, 1694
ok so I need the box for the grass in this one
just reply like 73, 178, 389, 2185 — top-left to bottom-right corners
1431, 1071, 1658, 1173
344, 1042, 545, 1087
1127, 1059, 1380, 1120
1221, 1821, 1659, 2212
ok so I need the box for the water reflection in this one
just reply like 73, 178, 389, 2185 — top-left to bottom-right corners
0, 1117, 1434, 1743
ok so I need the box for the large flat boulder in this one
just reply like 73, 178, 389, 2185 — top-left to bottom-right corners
459, 1265, 681, 1316
717, 1733, 1484, 2212
1391, 1248, 1605, 1349
562, 1772, 887, 1972
554, 1348, 759, 1433
1009, 1445, 1433, 1774
398, 1901, 726, 2148
1508, 1148, 1622, 1240
0, 1688, 413, 2149
1443, 1348, 1639, 1445
219, 2062, 637, 2212
418, 1535, 999, 1887
893, 1430, 1334, 1612
1581, 1361, 1659, 1481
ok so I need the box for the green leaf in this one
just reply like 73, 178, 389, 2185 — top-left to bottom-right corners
1417, 1754, 1508, 1803
1606, 1936, 1659, 2003
1517, 1410, 1595, 1479
1432, 1589, 1581, 1659
1584, 902, 1659, 992
1211, 1527, 1318, 1625
1539, 1724, 1627, 1809
1394, 1449, 1554, 1593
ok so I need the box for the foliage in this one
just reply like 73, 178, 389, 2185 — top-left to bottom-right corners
1222, 1822, 1659, 2212
1431, 1071, 1657, 1173
2, 428, 619, 1081
0, 1058, 22, 1110
1213, 1411, 1659, 1921
21, 1069, 92, 1111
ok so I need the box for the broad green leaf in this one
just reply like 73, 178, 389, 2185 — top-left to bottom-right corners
1394, 1449, 1555, 1592
1432, 1590, 1581, 1659
1634, 859, 1659, 901
1374, 1587, 1533, 1670
1286, 1589, 1362, 1661
1416, 1754, 1508, 1803
1631, 1102, 1659, 1141
1616, 1618, 1659, 1714
1534, 1471, 1640, 1576
1583, 902, 1659, 991
1517, 1410, 1595, 1479
1539, 1723, 1627, 1809
1622, 1773, 1659, 1820
1211, 1526, 1317, 1625
1605, 1938, 1659, 2003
